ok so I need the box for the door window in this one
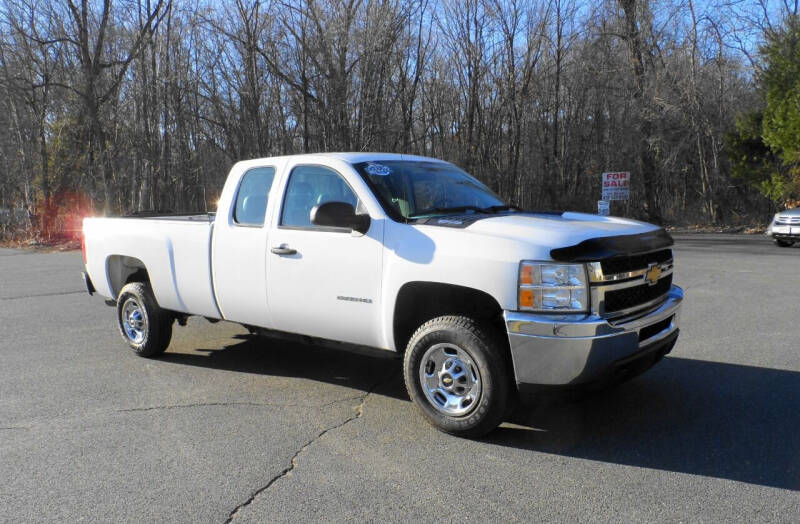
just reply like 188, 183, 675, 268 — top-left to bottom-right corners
233, 167, 276, 226
280, 165, 359, 228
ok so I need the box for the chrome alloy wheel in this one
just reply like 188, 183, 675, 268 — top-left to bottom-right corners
121, 298, 147, 344
419, 343, 482, 416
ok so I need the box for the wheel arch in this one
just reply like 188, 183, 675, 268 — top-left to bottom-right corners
106, 255, 151, 298
392, 281, 508, 355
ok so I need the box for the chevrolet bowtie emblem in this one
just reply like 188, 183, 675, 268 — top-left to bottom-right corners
644, 263, 662, 286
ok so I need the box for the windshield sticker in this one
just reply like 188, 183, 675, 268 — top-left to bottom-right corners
438, 219, 463, 225
365, 162, 392, 176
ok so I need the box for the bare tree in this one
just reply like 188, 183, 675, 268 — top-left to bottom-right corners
53, 0, 167, 212
0, 0, 783, 241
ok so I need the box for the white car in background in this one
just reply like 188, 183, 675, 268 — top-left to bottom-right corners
767, 208, 800, 247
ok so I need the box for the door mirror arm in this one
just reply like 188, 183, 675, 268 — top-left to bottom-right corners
310, 201, 371, 234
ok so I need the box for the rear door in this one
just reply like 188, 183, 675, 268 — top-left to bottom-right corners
266, 162, 384, 347
212, 164, 279, 327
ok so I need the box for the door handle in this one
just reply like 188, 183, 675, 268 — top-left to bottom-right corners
271, 244, 297, 256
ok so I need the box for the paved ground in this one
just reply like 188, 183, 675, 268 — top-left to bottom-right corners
1, 234, 799, 522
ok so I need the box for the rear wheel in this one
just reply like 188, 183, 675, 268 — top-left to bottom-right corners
116, 282, 173, 357
775, 239, 794, 247
403, 316, 511, 438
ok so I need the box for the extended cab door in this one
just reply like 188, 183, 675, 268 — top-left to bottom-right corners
212, 163, 281, 327
266, 162, 384, 347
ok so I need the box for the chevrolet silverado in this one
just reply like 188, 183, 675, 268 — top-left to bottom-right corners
81, 153, 683, 437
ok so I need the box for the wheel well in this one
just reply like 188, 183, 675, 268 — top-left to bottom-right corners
393, 282, 507, 353
106, 255, 150, 298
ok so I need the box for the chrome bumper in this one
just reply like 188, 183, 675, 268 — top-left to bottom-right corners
504, 285, 683, 388
770, 225, 800, 238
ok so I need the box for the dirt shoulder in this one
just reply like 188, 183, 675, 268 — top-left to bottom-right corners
0, 238, 80, 252
666, 225, 766, 235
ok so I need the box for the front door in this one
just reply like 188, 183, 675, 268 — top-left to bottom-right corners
266, 164, 384, 347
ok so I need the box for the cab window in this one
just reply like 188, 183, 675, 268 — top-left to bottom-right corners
233, 167, 276, 226
280, 165, 359, 228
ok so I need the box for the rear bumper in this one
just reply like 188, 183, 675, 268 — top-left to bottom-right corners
504, 285, 683, 395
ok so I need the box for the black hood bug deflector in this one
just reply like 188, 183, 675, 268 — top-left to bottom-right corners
550, 228, 674, 262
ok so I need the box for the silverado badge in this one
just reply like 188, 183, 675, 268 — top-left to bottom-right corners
644, 263, 662, 286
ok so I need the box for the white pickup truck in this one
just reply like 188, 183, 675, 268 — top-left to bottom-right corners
82, 153, 683, 437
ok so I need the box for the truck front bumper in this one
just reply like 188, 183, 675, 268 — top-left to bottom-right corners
504, 285, 683, 399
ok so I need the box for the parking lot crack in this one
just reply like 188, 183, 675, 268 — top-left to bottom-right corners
223, 372, 394, 523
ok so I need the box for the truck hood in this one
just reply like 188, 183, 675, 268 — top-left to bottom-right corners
422, 211, 669, 259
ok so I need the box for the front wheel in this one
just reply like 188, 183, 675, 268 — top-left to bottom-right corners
116, 282, 173, 357
403, 316, 512, 438
775, 239, 795, 247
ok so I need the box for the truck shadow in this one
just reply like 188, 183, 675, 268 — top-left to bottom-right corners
161, 335, 409, 401
163, 339, 800, 491
492, 356, 800, 491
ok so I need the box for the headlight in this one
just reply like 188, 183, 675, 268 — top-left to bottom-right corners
518, 261, 588, 312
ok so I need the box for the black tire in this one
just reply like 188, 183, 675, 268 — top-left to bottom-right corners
403, 315, 512, 438
116, 281, 173, 357
775, 239, 794, 247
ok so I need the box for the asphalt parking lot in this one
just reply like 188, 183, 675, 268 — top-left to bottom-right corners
1, 234, 799, 522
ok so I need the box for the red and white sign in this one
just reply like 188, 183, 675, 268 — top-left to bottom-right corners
602, 172, 630, 201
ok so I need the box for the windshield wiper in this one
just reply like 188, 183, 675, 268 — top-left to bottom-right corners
479, 204, 522, 213
410, 204, 521, 219
409, 206, 485, 218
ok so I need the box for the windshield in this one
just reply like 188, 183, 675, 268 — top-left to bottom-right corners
353, 160, 508, 220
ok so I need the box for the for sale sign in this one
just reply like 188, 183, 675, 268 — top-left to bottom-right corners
602, 172, 630, 201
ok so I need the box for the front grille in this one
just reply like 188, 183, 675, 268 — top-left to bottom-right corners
604, 274, 672, 313
777, 216, 800, 225
600, 249, 672, 275
639, 315, 673, 342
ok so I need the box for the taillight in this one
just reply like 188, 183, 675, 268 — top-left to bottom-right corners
81, 231, 87, 264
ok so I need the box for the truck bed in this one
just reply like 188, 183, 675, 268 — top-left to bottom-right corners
83, 214, 221, 319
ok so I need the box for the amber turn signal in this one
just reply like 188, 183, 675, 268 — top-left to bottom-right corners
519, 288, 534, 308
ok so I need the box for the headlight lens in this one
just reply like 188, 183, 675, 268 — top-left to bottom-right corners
519, 261, 588, 312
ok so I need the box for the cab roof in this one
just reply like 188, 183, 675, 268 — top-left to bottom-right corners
233, 152, 450, 168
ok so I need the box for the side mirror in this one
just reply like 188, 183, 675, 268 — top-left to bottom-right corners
310, 201, 371, 234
